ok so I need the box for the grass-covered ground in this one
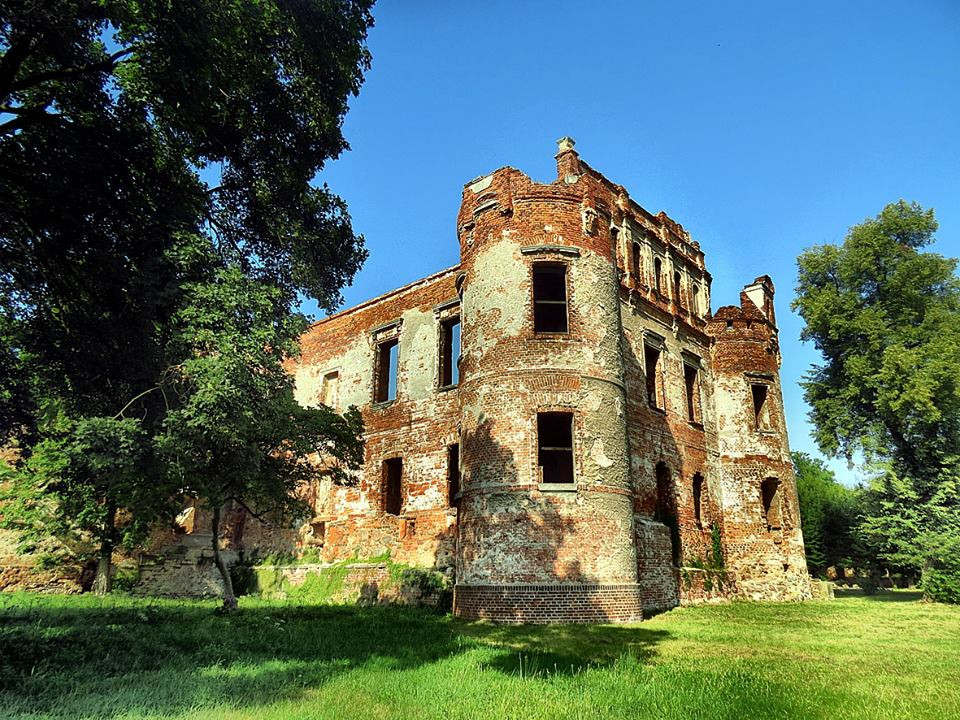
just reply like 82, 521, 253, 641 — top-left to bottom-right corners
1, 589, 957, 719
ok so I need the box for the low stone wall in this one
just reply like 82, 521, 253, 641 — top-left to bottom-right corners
0, 563, 85, 594
453, 583, 645, 624
677, 567, 736, 605
809, 579, 835, 599
253, 562, 451, 608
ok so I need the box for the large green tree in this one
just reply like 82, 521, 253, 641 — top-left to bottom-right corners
0, 0, 373, 598
794, 201, 960, 600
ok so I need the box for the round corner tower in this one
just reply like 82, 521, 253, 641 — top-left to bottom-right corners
707, 277, 811, 601
451, 139, 644, 623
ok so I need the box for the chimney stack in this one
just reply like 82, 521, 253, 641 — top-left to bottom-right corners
555, 136, 581, 183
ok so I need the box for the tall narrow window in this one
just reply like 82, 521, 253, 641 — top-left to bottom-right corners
383, 458, 403, 515
751, 383, 771, 430
692, 284, 701, 315
655, 462, 680, 565
644, 344, 662, 410
439, 317, 460, 387
375, 338, 399, 403
532, 264, 568, 333
654, 258, 663, 293
692, 473, 705, 528
320, 371, 340, 409
447, 444, 460, 508
632, 241, 642, 281
684, 363, 700, 423
537, 412, 574, 484
673, 271, 683, 306
761, 478, 781, 530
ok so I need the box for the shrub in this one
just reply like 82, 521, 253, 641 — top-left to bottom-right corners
921, 535, 960, 604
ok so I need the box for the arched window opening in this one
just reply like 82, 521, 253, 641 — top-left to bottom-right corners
673, 271, 683, 307
654, 257, 663, 293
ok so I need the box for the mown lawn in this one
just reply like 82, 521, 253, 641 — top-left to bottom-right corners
1, 589, 957, 719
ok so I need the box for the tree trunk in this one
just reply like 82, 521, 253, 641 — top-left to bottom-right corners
211, 504, 238, 612
92, 503, 117, 596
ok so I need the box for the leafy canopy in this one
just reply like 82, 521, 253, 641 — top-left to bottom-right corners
794, 201, 960, 594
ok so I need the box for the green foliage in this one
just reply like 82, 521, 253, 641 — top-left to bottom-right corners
921, 534, 960, 604
710, 524, 724, 568
794, 201, 960, 594
792, 452, 864, 574
0, 415, 171, 563
0, 1, 374, 596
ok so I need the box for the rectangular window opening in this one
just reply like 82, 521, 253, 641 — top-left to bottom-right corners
447, 443, 460, 508
383, 458, 403, 516
684, 363, 700, 423
533, 264, 568, 333
761, 478, 781, 530
692, 474, 705, 528
537, 412, 574, 484
375, 338, 399, 403
673, 271, 683, 306
320, 371, 339, 409
440, 317, 460, 387
644, 344, 662, 410
752, 383, 770, 430
632, 241, 642, 281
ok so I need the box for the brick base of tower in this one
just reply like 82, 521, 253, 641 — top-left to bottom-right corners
453, 583, 645, 624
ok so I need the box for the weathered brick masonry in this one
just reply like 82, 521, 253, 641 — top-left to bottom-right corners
223, 139, 810, 621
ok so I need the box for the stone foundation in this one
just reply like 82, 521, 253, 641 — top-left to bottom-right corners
453, 583, 645, 624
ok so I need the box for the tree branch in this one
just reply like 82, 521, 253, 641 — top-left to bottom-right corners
10, 46, 136, 94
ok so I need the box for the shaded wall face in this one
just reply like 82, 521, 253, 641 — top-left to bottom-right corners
456, 170, 637, 586
284, 271, 463, 569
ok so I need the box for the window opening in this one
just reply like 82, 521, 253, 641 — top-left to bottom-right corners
692, 473, 705, 528
320, 371, 339, 409
537, 412, 574, 484
375, 338, 399, 403
684, 363, 700, 423
654, 258, 663, 293
674, 271, 683, 306
440, 317, 460, 387
383, 458, 403, 515
692, 284, 701, 315
447, 444, 460, 508
654, 462, 680, 565
761, 478, 781, 530
751, 383, 771, 430
632, 241, 642, 281
532, 264, 568, 333
644, 344, 662, 410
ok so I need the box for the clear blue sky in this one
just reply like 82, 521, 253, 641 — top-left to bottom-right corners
301, 1, 960, 486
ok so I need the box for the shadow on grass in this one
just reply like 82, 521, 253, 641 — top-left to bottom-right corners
834, 588, 925, 603
462, 621, 670, 676
0, 595, 671, 718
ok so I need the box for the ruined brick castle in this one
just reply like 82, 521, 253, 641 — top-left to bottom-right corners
289, 138, 810, 622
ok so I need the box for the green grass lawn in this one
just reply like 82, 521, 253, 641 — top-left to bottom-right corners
1, 589, 958, 720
